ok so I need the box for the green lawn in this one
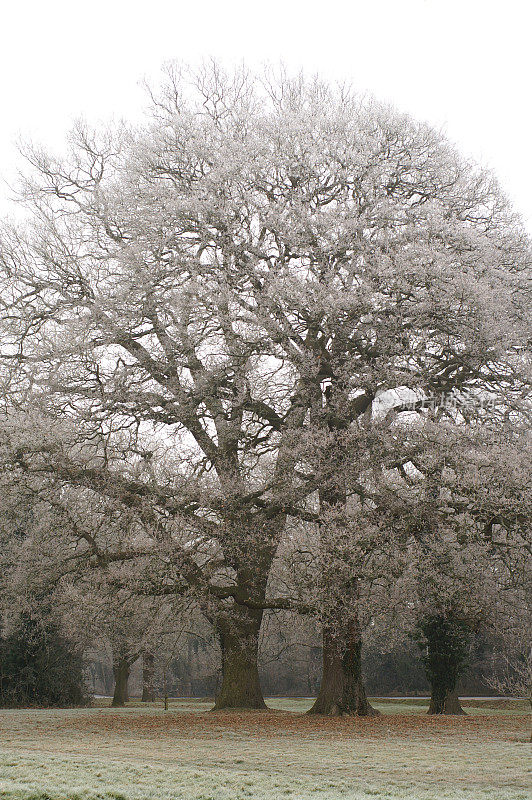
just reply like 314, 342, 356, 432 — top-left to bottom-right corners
0, 699, 529, 800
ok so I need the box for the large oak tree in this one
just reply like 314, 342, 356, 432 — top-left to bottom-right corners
1, 63, 529, 710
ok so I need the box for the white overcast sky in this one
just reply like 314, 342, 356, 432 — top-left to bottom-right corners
1, 0, 531, 231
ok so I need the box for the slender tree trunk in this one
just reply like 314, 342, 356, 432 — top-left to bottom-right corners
309, 615, 377, 716
141, 651, 156, 702
213, 607, 266, 710
104, 664, 114, 697
111, 658, 130, 707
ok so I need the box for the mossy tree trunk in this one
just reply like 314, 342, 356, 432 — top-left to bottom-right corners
309, 609, 377, 716
213, 606, 266, 710
417, 613, 470, 716
428, 687, 465, 715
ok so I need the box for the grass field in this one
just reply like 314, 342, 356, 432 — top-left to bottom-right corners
0, 698, 529, 800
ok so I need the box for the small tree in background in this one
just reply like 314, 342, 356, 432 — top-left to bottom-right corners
141, 651, 156, 702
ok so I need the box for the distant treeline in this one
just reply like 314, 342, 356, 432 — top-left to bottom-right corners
86, 632, 500, 700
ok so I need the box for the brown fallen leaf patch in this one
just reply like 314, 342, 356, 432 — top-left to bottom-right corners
19, 708, 526, 745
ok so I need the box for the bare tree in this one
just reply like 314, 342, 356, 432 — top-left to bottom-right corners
0, 62, 529, 711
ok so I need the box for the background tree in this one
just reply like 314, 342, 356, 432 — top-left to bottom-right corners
415, 613, 469, 715
141, 651, 156, 702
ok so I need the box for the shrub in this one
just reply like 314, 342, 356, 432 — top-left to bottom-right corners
0, 612, 89, 707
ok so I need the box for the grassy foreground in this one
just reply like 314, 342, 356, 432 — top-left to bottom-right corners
0, 698, 529, 800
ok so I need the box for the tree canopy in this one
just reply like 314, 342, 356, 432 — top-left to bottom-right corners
0, 63, 529, 711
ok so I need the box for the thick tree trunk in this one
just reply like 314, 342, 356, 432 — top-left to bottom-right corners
428, 686, 465, 715
141, 651, 156, 702
309, 619, 378, 716
111, 658, 130, 707
309, 382, 376, 717
419, 613, 469, 715
213, 608, 266, 710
